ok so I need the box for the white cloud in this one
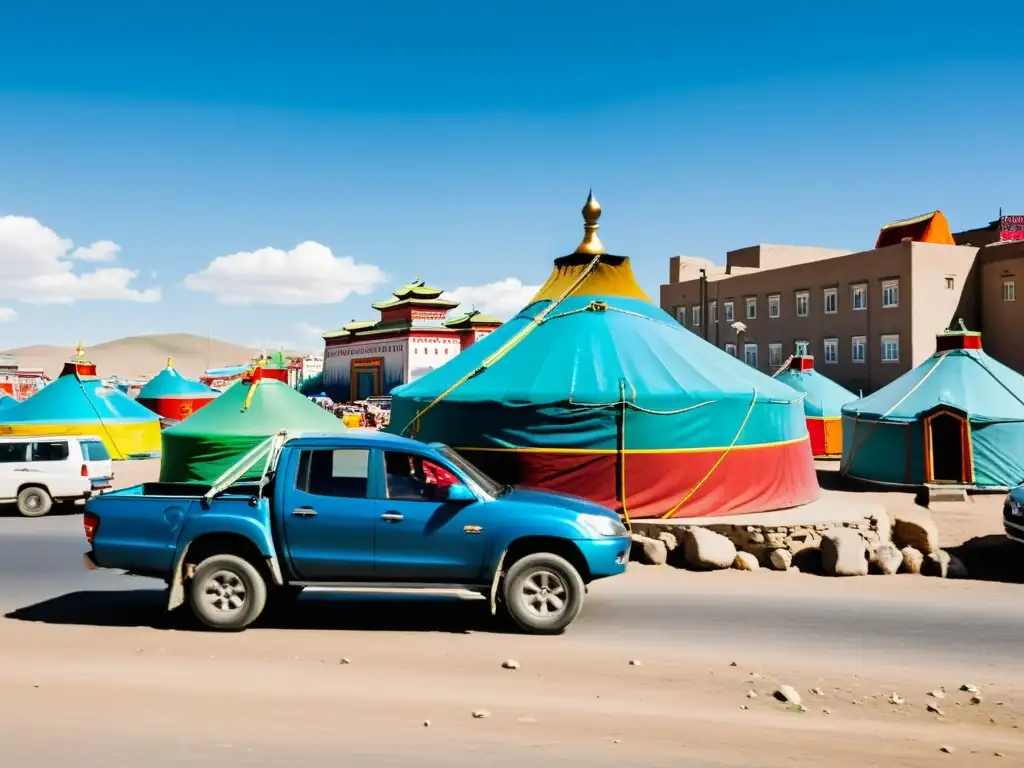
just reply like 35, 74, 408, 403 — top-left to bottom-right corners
0, 216, 160, 304
297, 321, 323, 338
443, 277, 541, 319
0, 307, 16, 323
184, 241, 387, 306
70, 240, 120, 262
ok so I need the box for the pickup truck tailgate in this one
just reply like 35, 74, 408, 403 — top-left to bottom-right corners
85, 485, 194, 577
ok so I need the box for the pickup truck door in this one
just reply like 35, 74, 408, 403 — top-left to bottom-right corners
373, 450, 490, 583
280, 447, 376, 580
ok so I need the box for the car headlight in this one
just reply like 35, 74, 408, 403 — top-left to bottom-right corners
577, 513, 628, 537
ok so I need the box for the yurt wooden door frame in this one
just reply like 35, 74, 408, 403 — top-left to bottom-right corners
923, 408, 975, 485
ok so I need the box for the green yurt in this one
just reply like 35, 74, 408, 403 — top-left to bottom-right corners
160, 373, 346, 484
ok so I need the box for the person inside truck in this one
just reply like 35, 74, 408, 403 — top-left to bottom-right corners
385, 452, 458, 501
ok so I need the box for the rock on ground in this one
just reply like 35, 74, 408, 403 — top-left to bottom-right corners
869, 543, 903, 575
683, 528, 737, 570
630, 534, 668, 566
657, 531, 679, 551
774, 685, 802, 706
891, 508, 940, 555
901, 546, 924, 574
768, 548, 793, 571
821, 529, 868, 577
732, 552, 760, 571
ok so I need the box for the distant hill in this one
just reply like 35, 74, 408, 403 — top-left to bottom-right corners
1, 333, 304, 379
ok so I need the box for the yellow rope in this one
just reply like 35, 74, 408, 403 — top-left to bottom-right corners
617, 382, 633, 533
398, 254, 604, 436
661, 389, 759, 519
840, 352, 949, 475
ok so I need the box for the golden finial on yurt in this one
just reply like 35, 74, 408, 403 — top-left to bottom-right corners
166, 356, 173, 368
574, 189, 606, 256
75, 340, 85, 359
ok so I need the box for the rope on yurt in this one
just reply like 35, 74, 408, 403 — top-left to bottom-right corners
398, 253, 605, 436
840, 351, 950, 475
771, 355, 794, 379
72, 373, 127, 460
616, 381, 633, 533
660, 389, 759, 519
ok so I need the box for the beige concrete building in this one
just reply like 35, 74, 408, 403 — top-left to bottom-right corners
660, 240, 981, 394
977, 239, 1024, 372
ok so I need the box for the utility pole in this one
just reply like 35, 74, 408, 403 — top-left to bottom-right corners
699, 268, 708, 341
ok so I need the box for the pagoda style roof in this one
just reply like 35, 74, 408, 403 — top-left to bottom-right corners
371, 277, 458, 311
444, 309, 503, 328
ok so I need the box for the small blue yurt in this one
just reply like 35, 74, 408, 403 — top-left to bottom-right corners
774, 355, 858, 459
841, 329, 1024, 489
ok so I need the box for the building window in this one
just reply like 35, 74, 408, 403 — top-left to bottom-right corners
795, 290, 809, 317
1004, 281, 1016, 302
743, 343, 758, 368
768, 343, 783, 368
823, 287, 838, 314
851, 284, 867, 311
852, 336, 866, 363
691, 305, 701, 327
945, 276, 955, 290
882, 279, 899, 308
768, 294, 780, 318
823, 338, 838, 364
676, 307, 686, 324
723, 301, 734, 323
795, 340, 809, 356
725, 343, 737, 357
745, 297, 757, 320
709, 300, 718, 322
881, 334, 899, 363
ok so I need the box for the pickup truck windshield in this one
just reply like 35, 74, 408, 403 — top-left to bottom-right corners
437, 446, 504, 497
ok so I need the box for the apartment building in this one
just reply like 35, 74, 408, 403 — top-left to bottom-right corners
977, 239, 1024, 372
660, 240, 980, 394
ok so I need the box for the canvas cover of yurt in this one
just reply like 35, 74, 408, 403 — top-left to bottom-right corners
841, 330, 1024, 489
136, 357, 218, 423
0, 345, 161, 459
160, 365, 347, 484
387, 193, 819, 519
0, 394, 16, 413
773, 355, 857, 459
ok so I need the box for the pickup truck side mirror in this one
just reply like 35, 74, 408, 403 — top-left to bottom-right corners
446, 483, 477, 502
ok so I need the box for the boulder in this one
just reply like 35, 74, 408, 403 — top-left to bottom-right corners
769, 548, 793, 571
900, 546, 924, 574
821, 529, 868, 576
733, 551, 760, 571
630, 534, 668, 566
869, 543, 903, 575
682, 527, 737, 570
947, 552, 969, 579
891, 508, 940, 555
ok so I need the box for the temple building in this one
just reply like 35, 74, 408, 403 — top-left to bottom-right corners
321, 278, 501, 402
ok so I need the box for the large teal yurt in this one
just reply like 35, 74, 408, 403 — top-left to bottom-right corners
841, 330, 1024, 489
0, 345, 161, 459
0, 394, 16, 413
387, 193, 819, 520
773, 355, 858, 459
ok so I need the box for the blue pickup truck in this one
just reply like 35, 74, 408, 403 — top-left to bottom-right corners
82, 430, 630, 633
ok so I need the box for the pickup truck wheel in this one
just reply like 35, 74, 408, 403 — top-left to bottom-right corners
501, 552, 585, 635
189, 555, 268, 632
17, 487, 53, 518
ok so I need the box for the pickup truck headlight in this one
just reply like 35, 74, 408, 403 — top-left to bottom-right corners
577, 513, 628, 538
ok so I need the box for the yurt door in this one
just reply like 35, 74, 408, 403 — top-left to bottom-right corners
926, 411, 969, 484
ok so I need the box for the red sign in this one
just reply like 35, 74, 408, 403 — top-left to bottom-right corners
1001, 215, 1024, 242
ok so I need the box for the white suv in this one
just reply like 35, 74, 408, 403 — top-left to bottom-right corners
0, 436, 114, 517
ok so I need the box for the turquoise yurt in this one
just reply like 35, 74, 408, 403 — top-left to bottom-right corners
388, 193, 819, 520
841, 329, 1024, 489
773, 355, 858, 459
0, 394, 16, 413
136, 357, 218, 424
0, 346, 161, 459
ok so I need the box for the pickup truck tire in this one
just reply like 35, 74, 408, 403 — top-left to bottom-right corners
17, 486, 53, 518
501, 552, 585, 635
188, 554, 268, 632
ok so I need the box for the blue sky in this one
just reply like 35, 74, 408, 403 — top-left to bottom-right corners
0, 1, 1021, 354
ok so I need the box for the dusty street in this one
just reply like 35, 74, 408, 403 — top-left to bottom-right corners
1, 461, 1023, 766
